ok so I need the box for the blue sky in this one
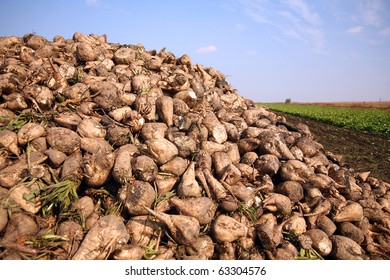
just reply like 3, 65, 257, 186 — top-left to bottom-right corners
1, 0, 389, 102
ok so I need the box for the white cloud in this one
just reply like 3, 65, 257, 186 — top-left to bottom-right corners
239, 0, 271, 24
379, 27, 390, 37
279, 10, 299, 25
271, 35, 287, 45
86, 0, 98, 6
245, 9, 270, 24
282, 28, 301, 39
347, 26, 364, 34
195, 45, 217, 54
284, 0, 321, 25
238, 0, 326, 54
306, 28, 326, 54
359, 0, 383, 27
85, 0, 108, 8
235, 23, 246, 30
246, 50, 257, 56
278, 6, 325, 53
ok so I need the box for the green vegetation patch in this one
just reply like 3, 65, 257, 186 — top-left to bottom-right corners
260, 103, 390, 137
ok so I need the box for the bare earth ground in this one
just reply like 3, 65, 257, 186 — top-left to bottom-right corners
275, 112, 390, 183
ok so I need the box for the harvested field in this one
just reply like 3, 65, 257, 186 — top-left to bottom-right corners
274, 112, 390, 183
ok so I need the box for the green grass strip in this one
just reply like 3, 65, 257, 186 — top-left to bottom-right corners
259, 103, 390, 137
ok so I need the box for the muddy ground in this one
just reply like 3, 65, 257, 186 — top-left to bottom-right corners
275, 112, 390, 183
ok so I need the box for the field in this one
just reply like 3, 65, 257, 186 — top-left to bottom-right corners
260, 102, 390, 137
258, 102, 390, 182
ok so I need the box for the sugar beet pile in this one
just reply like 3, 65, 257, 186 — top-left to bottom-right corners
0, 33, 389, 260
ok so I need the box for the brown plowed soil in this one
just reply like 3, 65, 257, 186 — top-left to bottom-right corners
275, 112, 390, 183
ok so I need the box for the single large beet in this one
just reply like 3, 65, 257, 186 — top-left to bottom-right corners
46, 127, 81, 155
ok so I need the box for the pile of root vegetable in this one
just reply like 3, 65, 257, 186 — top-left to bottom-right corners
0, 33, 389, 260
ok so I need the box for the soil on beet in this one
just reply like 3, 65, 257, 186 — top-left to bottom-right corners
275, 112, 390, 183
